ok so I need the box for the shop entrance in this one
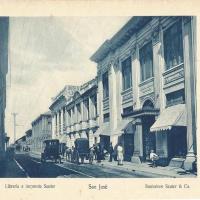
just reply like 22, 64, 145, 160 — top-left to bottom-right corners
167, 126, 187, 159
141, 100, 156, 161
123, 134, 134, 161
100, 135, 110, 151
142, 116, 156, 160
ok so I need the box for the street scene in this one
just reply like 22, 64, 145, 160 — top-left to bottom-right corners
0, 16, 197, 178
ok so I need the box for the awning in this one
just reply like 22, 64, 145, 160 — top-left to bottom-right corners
113, 118, 135, 135
150, 104, 187, 132
94, 118, 134, 137
94, 122, 112, 136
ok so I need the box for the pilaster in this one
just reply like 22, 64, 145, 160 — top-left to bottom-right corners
183, 16, 196, 171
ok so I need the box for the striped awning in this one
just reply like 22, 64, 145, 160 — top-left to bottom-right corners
150, 104, 186, 132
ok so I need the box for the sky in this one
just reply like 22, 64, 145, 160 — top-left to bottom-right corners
5, 16, 131, 143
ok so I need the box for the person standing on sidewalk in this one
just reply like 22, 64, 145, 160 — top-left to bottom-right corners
89, 145, 95, 164
108, 142, 114, 162
150, 150, 159, 167
96, 144, 101, 163
117, 144, 124, 165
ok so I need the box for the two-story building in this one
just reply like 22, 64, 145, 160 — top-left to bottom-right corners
50, 79, 98, 148
49, 85, 80, 142
25, 129, 32, 151
64, 78, 98, 148
31, 111, 52, 153
91, 16, 196, 170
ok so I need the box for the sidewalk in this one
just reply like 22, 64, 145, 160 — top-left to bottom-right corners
28, 152, 197, 178
98, 159, 197, 178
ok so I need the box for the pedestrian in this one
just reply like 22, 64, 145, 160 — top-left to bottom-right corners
71, 146, 75, 163
150, 150, 159, 167
89, 146, 95, 164
117, 144, 124, 165
93, 144, 97, 160
108, 142, 114, 162
96, 144, 101, 163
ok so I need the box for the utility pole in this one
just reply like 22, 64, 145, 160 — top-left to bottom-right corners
11, 113, 18, 143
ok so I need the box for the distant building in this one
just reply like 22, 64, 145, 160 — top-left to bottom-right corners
31, 111, 52, 153
0, 17, 9, 162
49, 85, 80, 141
25, 129, 32, 151
50, 81, 98, 148
65, 78, 98, 148
91, 16, 196, 170
15, 135, 26, 151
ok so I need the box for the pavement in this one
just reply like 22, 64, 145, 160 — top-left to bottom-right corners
99, 159, 196, 178
29, 151, 197, 178
0, 157, 27, 178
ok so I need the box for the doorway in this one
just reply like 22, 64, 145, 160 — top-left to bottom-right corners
100, 135, 110, 151
167, 126, 187, 159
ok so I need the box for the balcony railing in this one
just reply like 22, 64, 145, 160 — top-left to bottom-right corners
121, 87, 133, 105
139, 77, 154, 97
163, 63, 184, 89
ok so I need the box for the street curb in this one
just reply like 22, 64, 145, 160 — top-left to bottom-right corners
99, 162, 196, 178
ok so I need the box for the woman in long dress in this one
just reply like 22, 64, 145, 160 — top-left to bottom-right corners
117, 144, 124, 165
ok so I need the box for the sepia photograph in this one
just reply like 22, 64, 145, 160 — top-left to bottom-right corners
0, 15, 197, 179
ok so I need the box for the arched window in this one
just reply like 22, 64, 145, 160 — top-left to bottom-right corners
142, 100, 154, 109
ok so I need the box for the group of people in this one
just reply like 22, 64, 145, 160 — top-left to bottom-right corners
63, 142, 125, 165
62, 143, 160, 167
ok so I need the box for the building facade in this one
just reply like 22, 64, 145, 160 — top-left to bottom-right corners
50, 80, 98, 148
31, 111, 52, 153
64, 78, 98, 148
0, 17, 9, 162
49, 85, 80, 142
25, 129, 32, 151
91, 16, 196, 169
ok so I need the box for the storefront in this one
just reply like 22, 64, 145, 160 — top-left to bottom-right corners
150, 103, 187, 166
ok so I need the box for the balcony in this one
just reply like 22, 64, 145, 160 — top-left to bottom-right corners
103, 97, 109, 111
121, 87, 133, 105
139, 77, 154, 97
163, 63, 184, 91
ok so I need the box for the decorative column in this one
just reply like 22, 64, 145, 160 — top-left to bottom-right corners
88, 129, 94, 147
55, 113, 58, 137
51, 114, 55, 139
89, 96, 93, 120
131, 118, 143, 164
183, 17, 196, 171
152, 23, 165, 110
113, 58, 122, 126
109, 62, 117, 132
97, 70, 103, 127
132, 43, 141, 109
60, 109, 63, 135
